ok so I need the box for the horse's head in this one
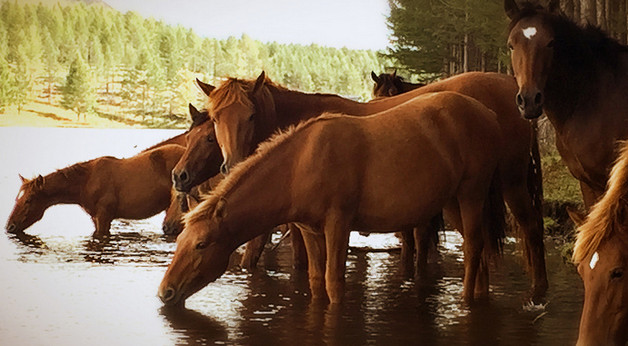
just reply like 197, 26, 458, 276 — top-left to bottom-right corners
371, 70, 401, 97
575, 234, 628, 345
172, 104, 223, 193
158, 198, 235, 307
6, 175, 48, 234
574, 182, 628, 345
505, 0, 560, 119
162, 188, 189, 236
197, 72, 276, 175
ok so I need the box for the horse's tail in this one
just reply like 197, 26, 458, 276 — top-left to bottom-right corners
483, 170, 507, 260
521, 119, 545, 268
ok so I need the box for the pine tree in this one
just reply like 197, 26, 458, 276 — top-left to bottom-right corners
61, 55, 95, 121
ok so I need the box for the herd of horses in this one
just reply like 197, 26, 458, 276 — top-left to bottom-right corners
4, 1, 628, 344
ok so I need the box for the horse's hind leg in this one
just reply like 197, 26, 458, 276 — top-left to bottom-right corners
240, 231, 270, 270
503, 185, 548, 301
457, 198, 485, 304
300, 224, 328, 301
399, 228, 415, 277
290, 223, 308, 271
323, 211, 351, 304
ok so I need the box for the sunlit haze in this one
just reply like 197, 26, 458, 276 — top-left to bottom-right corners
104, 0, 391, 50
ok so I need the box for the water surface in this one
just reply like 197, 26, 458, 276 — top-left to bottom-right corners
0, 127, 583, 345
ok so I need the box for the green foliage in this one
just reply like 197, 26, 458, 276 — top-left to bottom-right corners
386, 0, 509, 80
0, 0, 389, 127
61, 55, 95, 118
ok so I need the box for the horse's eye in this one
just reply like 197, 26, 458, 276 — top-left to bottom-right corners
196, 241, 208, 250
547, 40, 555, 48
611, 268, 624, 280
249, 113, 255, 122
207, 135, 214, 143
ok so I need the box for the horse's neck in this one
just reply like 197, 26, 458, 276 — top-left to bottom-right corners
401, 82, 422, 93
269, 86, 370, 125
43, 169, 85, 205
220, 142, 295, 246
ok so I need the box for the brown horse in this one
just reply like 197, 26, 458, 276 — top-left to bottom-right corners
505, 0, 628, 209
371, 70, 425, 98
158, 91, 507, 306
573, 141, 628, 346
195, 71, 547, 299
5, 144, 185, 237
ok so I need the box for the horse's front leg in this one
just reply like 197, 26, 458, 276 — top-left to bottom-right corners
323, 212, 351, 304
240, 230, 270, 270
458, 199, 484, 304
299, 224, 328, 301
398, 227, 415, 278
92, 214, 112, 237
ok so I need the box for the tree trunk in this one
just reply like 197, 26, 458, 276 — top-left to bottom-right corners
620, 0, 627, 44
463, 33, 469, 73
597, 0, 607, 30
562, 0, 575, 21
582, 0, 596, 25
573, 0, 581, 22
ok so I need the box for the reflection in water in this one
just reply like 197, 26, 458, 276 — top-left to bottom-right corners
160, 306, 228, 344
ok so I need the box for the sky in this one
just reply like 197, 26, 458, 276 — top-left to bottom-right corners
104, 0, 392, 51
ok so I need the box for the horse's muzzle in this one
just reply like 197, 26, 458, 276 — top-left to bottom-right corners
6, 223, 17, 233
516, 91, 544, 119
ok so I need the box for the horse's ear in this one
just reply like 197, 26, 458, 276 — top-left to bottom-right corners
371, 71, 379, 83
392, 69, 397, 78
252, 71, 266, 96
566, 206, 586, 227
504, 0, 520, 19
34, 175, 44, 189
213, 198, 227, 222
547, 0, 560, 13
188, 103, 202, 122
196, 78, 215, 96
18, 174, 27, 183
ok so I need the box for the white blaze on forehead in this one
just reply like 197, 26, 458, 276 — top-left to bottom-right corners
523, 27, 537, 39
16, 189, 25, 200
589, 252, 600, 270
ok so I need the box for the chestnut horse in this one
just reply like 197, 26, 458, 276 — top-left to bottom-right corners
169, 104, 301, 269
371, 70, 425, 98
5, 144, 185, 237
573, 141, 628, 345
505, 0, 628, 209
195, 71, 547, 299
158, 91, 507, 307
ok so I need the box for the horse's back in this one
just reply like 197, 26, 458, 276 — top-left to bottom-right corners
292, 91, 502, 229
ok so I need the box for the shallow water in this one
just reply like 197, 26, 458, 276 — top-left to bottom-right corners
0, 127, 583, 345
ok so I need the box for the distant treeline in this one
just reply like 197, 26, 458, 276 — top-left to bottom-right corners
0, 1, 389, 126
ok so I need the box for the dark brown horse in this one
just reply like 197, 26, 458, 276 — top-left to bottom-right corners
194, 71, 547, 299
371, 70, 425, 98
158, 91, 507, 306
505, 0, 628, 209
5, 144, 185, 237
573, 141, 628, 346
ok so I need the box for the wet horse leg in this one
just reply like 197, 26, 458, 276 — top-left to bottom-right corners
324, 211, 351, 304
91, 212, 113, 237
399, 228, 415, 277
300, 224, 328, 301
240, 231, 270, 270
503, 184, 548, 301
289, 223, 308, 271
458, 198, 485, 304
413, 225, 431, 280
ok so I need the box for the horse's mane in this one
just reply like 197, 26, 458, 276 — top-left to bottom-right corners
184, 112, 345, 226
573, 141, 628, 263
31, 159, 94, 189
207, 77, 280, 115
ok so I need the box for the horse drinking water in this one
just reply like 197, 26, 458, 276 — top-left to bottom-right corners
158, 91, 507, 306
6, 144, 185, 237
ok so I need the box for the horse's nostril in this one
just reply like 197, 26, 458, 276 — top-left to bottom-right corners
6, 223, 16, 232
534, 92, 543, 105
161, 287, 176, 303
220, 163, 229, 175
179, 170, 188, 183
516, 93, 524, 107
162, 224, 170, 234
